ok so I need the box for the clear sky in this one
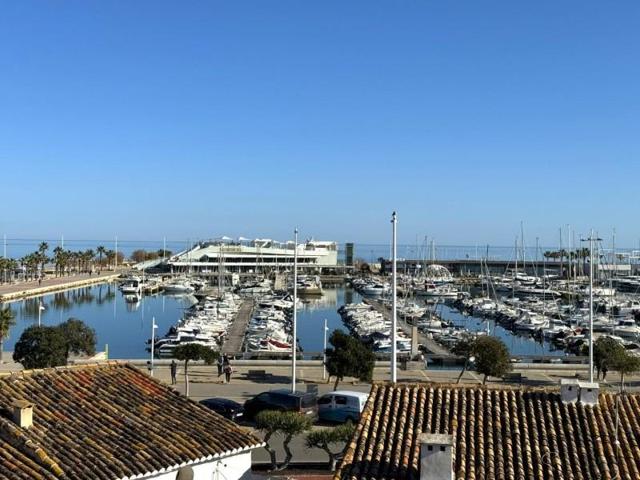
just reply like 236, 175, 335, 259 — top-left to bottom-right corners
1, 1, 638, 246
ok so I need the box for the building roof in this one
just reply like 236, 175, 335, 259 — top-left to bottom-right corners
336, 382, 640, 480
0, 362, 262, 480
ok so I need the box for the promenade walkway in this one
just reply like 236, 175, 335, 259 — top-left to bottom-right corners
0, 270, 121, 302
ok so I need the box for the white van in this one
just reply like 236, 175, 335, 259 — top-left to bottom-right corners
317, 390, 369, 423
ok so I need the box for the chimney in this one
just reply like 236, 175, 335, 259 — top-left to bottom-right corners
578, 381, 599, 406
419, 433, 454, 480
12, 400, 34, 429
560, 379, 580, 404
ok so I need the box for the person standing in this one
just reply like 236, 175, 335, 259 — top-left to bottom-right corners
170, 360, 177, 385
224, 363, 232, 384
217, 355, 224, 377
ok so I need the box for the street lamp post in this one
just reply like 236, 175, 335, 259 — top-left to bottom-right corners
323, 318, 328, 381
391, 212, 398, 383
292, 228, 298, 392
150, 317, 158, 376
581, 230, 601, 383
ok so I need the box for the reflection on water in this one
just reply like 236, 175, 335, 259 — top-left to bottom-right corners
0, 283, 193, 359
296, 288, 363, 353
0, 283, 553, 360
436, 303, 556, 356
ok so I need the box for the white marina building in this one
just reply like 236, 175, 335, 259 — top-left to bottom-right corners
167, 238, 339, 274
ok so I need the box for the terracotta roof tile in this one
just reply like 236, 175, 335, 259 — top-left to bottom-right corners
0, 362, 261, 479
336, 382, 640, 480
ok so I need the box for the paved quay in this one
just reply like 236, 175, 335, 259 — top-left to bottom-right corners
0, 270, 121, 302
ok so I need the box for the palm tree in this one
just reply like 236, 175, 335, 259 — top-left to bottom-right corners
83, 249, 95, 273
53, 246, 64, 276
105, 250, 116, 270
0, 307, 16, 363
38, 242, 49, 275
96, 246, 107, 273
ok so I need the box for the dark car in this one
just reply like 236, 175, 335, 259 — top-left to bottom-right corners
199, 398, 245, 421
243, 389, 318, 420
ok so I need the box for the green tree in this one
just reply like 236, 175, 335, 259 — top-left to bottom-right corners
0, 307, 16, 363
172, 344, 218, 397
611, 349, 640, 392
325, 330, 375, 390
13, 325, 68, 369
58, 318, 97, 359
12, 319, 97, 369
131, 250, 148, 263
473, 336, 512, 384
305, 422, 356, 471
594, 336, 624, 381
452, 335, 477, 384
255, 410, 313, 471
38, 242, 49, 274
96, 246, 107, 272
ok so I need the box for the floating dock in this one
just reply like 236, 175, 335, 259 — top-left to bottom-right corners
363, 298, 452, 356
222, 300, 254, 354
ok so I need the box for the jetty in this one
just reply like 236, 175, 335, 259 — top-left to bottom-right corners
363, 298, 452, 356
0, 271, 121, 303
222, 300, 254, 354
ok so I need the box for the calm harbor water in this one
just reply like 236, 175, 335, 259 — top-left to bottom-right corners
1, 283, 553, 359
1, 283, 194, 358
435, 303, 556, 356
0, 284, 363, 358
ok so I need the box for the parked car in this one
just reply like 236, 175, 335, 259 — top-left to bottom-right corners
243, 389, 318, 420
199, 398, 244, 421
317, 390, 369, 423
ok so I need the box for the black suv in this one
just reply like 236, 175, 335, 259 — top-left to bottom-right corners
199, 398, 245, 422
243, 389, 318, 420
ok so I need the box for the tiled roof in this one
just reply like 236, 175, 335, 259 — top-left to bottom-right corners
0, 362, 262, 480
336, 382, 640, 480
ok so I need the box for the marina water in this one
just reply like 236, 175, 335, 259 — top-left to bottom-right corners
1, 283, 555, 359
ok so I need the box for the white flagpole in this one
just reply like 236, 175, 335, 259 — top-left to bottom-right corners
292, 228, 298, 392
150, 317, 157, 376
589, 231, 594, 383
391, 212, 398, 383
323, 318, 328, 380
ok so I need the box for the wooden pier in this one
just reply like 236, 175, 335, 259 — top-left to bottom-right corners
222, 300, 254, 354
363, 298, 452, 356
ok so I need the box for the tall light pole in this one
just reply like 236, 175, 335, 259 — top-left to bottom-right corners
292, 228, 298, 392
391, 212, 398, 383
3, 234, 6, 283
150, 317, 158, 376
323, 318, 328, 381
581, 230, 601, 383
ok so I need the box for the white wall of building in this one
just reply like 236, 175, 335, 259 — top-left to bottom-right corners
132, 451, 253, 480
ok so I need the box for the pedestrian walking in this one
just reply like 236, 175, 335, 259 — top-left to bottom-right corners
217, 355, 224, 377
170, 360, 177, 385
224, 364, 232, 384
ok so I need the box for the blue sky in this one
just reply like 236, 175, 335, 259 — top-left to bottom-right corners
1, 1, 638, 247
